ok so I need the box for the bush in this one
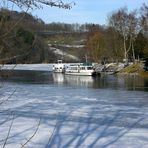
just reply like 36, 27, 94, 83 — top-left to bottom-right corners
16, 28, 34, 45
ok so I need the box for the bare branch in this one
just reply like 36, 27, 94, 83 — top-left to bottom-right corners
45, 119, 59, 147
2, 112, 15, 148
7, 0, 75, 9
140, 3, 148, 33
21, 118, 41, 148
0, 89, 16, 106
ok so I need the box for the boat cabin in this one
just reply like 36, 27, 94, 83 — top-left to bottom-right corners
53, 60, 65, 73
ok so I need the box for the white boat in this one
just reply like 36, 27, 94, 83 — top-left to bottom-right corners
53, 60, 65, 73
65, 63, 95, 76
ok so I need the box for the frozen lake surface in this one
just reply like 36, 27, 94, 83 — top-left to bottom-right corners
0, 65, 148, 148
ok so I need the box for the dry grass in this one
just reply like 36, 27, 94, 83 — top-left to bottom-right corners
119, 63, 144, 74
139, 71, 148, 77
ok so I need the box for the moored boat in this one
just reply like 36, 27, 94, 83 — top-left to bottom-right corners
65, 63, 95, 76
53, 60, 65, 73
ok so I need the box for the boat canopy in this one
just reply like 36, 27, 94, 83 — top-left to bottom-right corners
80, 62, 93, 66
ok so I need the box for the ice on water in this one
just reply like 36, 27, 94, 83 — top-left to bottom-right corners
0, 65, 148, 147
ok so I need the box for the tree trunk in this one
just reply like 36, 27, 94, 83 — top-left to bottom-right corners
132, 41, 135, 63
123, 36, 128, 64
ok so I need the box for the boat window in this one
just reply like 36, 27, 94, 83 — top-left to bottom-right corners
73, 67, 78, 70
87, 67, 93, 70
67, 65, 79, 71
57, 60, 62, 63
80, 67, 85, 70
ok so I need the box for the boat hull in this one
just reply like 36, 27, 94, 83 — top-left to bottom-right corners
65, 71, 93, 76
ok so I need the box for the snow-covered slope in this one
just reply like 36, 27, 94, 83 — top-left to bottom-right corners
49, 46, 79, 61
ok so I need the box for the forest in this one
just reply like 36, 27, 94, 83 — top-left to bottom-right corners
0, 3, 147, 65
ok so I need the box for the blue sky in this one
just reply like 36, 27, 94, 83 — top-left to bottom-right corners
16, 0, 148, 25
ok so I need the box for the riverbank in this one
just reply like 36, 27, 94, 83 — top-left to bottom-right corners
139, 71, 148, 77
118, 63, 148, 77
1, 63, 148, 78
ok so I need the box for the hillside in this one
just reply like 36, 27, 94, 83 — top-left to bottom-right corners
0, 9, 86, 64
47, 32, 87, 62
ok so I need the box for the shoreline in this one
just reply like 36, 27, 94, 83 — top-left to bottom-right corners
117, 71, 148, 78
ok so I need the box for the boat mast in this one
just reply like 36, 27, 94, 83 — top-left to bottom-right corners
85, 54, 88, 63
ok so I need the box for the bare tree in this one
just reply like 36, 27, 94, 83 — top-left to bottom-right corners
140, 3, 148, 36
109, 7, 130, 63
104, 26, 123, 62
109, 7, 140, 63
128, 10, 139, 62
86, 30, 105, 63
